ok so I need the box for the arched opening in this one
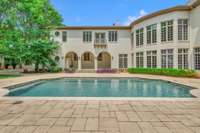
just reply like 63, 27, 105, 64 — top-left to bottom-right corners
97, 52, 111, 69
81, 52, 95, 69
65, 52, 78, 69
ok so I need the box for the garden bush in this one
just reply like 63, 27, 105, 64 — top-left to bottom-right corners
48, 66, 63, 73
128, 68, 196, 77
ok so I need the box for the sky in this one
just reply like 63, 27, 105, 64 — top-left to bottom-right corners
50, 0, 188, 26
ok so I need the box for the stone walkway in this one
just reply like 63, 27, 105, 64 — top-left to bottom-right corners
0, 100, 200, 133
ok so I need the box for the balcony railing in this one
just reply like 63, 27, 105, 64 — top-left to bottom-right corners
94, 39, 107, 45
94, 39, 107, 49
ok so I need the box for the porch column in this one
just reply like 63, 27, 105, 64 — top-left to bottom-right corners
78, 57, 81, 70
94, 57, 97, 70
61, 56, 65, 70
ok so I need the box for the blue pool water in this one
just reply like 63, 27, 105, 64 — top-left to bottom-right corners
7, 78, 193, 97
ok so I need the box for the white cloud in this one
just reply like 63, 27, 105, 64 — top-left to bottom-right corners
123, 9, 148, 26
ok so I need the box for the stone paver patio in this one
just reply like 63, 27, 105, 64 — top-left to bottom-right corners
0, 100, 200, 133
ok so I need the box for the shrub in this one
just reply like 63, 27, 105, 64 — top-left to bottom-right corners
48, 66, 62, 73
128, 68, 196, 77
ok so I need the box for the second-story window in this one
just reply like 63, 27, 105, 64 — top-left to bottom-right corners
161, 20, 173, 42
62, 31, 67, 42
147, 24, 157, 44
83, 31, 92, 42
136, 28, 144, 47
178, 19, 188, 41
108, 31, 118, 42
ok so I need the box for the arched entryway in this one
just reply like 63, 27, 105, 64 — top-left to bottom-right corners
65, 52, 78, 69
97, 52, 111, 69
81, 52, 95, 69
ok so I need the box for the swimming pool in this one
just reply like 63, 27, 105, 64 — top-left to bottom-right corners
7, 78, 193, 97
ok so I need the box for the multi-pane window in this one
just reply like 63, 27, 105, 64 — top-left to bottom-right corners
83, 31, 92, 42
131, 32, 134, 49
194, 48, 200, 70
161, 49, 174, 68
119, 54, 128, 68
178, 19, 188, 41
147, 24, 157, 44
136, 28, 144, 47
62, 31, 67, 42
136, 52, 144, 68
83, 53, 91, 61
147, 51, 157, 68
161, 20, 173, 42
108, 31, 118, 42
178, 49, 189, 69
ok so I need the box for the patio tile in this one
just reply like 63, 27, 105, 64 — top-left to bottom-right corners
47, 126, 70, 133
119, 122, 142, 133
155, 127, 172, 133
33, 126, 50, 133
137, 112, 160, 122
54, 118, 69, 126
35, 118, 57, 126
126, 112, 141, 122
85, 118, 98, 130
71, 118, 87, 131
99, 118, 119, 132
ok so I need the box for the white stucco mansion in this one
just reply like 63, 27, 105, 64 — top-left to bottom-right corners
53, 0, 200, 71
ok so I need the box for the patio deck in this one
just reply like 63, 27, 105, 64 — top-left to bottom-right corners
0, 99, 200, 133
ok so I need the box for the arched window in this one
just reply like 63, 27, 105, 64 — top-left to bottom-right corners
55, 31, 60, 37
55, 56, 60, 62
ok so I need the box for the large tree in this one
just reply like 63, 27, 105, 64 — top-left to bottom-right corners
0, 0, 63, 71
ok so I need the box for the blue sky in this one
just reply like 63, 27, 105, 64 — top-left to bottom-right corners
50, 0, 188, 26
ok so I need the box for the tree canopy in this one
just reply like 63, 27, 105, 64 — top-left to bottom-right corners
0, 0, 63, 71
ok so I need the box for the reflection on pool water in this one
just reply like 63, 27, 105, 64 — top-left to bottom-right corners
7, 78, 193, 97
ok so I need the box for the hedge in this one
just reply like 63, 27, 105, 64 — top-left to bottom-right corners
128, 68, 196, 77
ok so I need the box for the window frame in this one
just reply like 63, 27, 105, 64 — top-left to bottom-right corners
119, 54, 128, 68
178, 48, 189, 69
83, 31, 92, 43
178, 19, 189, 41
146, 24, 157, 45
62, 31, 67, 42
161, 20, 174, 42
108, 31, 118, 42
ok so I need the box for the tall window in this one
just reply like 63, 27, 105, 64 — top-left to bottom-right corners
161, 20, 173, 42
147, 24, 157, 44
178, 19, 188, 41
131, 32, 134, 49
178, 49, 189, 69
147, 51, 157, 68
109, 31, 118, 42
161, 49, 174, 68
119, 54, 128, 68
136, 52, 144, 68
83, 31, 92, 42
136, 28, 144, 47
194, 48, 200, 70
62, 31, 67, 42
84, 53, 91, 61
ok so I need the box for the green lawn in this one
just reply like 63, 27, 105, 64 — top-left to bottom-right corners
0, 75, 21, 79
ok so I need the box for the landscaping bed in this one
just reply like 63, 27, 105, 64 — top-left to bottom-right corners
128, 68, 196, 77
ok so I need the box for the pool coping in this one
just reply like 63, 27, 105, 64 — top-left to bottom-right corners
0, 73, 200, 100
